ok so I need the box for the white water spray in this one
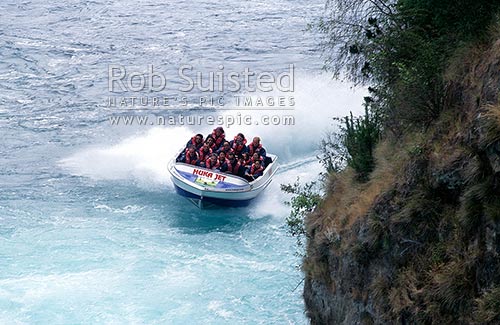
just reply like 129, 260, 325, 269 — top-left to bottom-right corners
60, 74, 365, 197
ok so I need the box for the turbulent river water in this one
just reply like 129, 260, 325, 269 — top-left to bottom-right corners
0, 0, 365, 323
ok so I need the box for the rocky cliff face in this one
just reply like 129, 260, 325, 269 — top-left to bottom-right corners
303, 40, 500, 324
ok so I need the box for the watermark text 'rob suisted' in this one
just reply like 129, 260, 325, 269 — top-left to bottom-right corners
108, 64, 295, 93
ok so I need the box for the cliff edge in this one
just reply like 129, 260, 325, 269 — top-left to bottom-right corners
303, 38, 500, 324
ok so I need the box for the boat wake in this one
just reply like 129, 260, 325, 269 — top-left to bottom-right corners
276, 156, 318, 174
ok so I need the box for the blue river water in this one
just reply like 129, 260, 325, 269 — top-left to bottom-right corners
0, 0, 365, 323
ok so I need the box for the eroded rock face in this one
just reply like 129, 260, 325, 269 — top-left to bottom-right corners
486, 141, 500, 174
303, 41, 500, 324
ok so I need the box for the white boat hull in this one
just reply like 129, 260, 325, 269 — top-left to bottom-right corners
168, 154, 278, 207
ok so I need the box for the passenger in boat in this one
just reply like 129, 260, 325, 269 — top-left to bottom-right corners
250, 152, 266, 167
205, 135, 217, 151
226, 152, 243, 176
230, 133, 247, 156
247, 136, 267, 158
241, 152, 251, 168
198, 142, 213, 167
205, 153, 220, 170
217, 141, 233, 155
217, 151, 229, 172
186, 133, 204, 150
183, 145, 200, 166
244, 159, 264, 181
209, 127, 225, 149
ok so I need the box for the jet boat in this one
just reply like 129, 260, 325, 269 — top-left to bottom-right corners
168, 151, 278, 208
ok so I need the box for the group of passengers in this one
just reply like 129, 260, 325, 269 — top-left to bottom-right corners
177, 127, 269, 181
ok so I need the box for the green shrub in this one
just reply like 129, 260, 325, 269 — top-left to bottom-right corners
317, 99, 381, 181
341, 104, 381, 181
281, 179, 323, 250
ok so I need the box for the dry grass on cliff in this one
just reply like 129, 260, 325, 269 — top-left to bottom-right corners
485, 104, 500, 125
307, 137, 413, 245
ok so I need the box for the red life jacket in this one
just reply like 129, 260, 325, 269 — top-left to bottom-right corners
205, 158, 220, 170
211, 130, 225, 148
208, 142, 217, 150
218, 158, 228, 167
190, 136, 203, 149
199, 147, 212, 162
248, 143, 262, 156
232, 137, 247, 153
250, 156, 264, 165
226, 159, 240, 175
242, 157, 251, 167
219, 146, 233, 155
250, 163, 264, 175
185, 151, 199, 165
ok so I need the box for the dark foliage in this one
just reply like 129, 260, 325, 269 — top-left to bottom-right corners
315, 0, 500, 129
